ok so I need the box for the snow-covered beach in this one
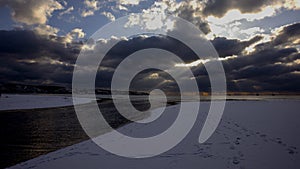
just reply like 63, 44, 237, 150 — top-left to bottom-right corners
8, 99, 300, 169
0, 94, 93, 111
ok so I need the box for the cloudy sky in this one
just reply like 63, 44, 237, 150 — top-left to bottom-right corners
0, 0, 300, 93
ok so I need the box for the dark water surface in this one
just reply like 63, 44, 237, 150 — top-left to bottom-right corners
0, 105, 89, 168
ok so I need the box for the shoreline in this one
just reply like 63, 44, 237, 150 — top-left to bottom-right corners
1, 96, 300, 168
8, 99, 300, 169
0, 98, 176, 168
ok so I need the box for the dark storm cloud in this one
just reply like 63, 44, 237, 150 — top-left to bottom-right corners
191, 46, 299, 92
0, 30, 78, 85
0, 30, 79, 63
1, 23, 300, 92
205, 23, 300, 92
99, 35, 199, 69
223, 48, 298, 71
273, 22, 300, 46
129, 70, 180, 92
262, 73, 300, 91
95, 35, 200, 89
230, 64, 300, 80
0, 57, 73, 85
98, 33, 300, 92
211, 35, 263, 57
175, 4, 211, 34
228, 71, 300, 92
222, 47, 299, 92
202, 0, 274, 17
255, 22, 300, 50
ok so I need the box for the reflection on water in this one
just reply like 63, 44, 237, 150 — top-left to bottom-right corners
0, 106, 88, 168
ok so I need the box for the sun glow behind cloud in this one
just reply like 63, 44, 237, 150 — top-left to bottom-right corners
206, 6, 278, 40
207, 7, 277, 25
175, 55, 238, 67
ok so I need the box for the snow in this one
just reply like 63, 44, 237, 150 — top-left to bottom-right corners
8, 100, 300, 169
0, 94, 93, 111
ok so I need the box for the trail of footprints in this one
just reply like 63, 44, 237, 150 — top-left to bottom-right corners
160, 117, 299, 169
213, 117, 298, 168
222, 117, 298, 155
